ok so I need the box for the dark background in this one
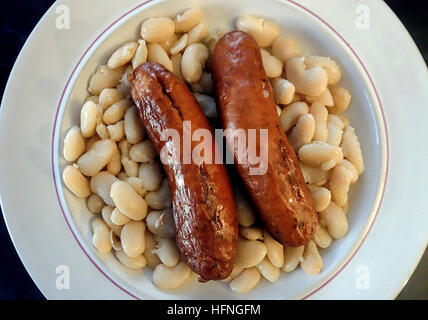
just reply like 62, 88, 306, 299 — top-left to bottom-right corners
0, 0, 427, 300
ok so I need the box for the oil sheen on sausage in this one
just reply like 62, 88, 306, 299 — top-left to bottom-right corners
212, 31, 318, 247
129, 63, 238, 280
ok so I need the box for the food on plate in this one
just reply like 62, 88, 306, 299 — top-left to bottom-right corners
129, 63, 238, 281
61, 8, 364, 293
212, 31, 318, 247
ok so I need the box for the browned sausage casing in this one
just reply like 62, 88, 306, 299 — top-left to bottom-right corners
129, 63, 238, 281
212, 31, 318, 247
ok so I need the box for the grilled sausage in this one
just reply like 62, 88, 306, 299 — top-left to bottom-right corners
212, 31, 318, 247
129, 63, 238, 280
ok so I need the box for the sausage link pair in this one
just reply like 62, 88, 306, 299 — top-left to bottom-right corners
212, 31, 318, 247
129, 63, 238, 281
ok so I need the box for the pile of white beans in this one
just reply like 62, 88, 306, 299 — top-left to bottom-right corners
62, 9, 364, 294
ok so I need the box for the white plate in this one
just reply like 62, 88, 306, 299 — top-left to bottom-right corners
0, 0, 427, 300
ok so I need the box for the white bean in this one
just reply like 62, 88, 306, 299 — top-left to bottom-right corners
298, 141, 343, 169
110, 181, 148, 220
160, 32, 178, 52
122, 156, 139, 177
272, 78, 295, 105
131, 40, 148, 70
282, 245, 305, 272
236, 195, 256, 227
118, 138, 132, 158
170, 34, 188, 56
292, 93, 303, 103
140, 17, 175, 43
124, 106, 145, 144
286, 57, 328, 97
99, 88, 122, 110
146, 209, 175, 238
171, 53, 184, 80
87, 194, 104, 214
117, 172, 128, 181
263, 231, 284, 268
88, 65, 126, 95
92, 217, 112, 254
63, 126, 85, 161
139, 161, 163, 191
313, 225, 333, 249
77, 140, 116, 176
300, 163, 329, 186
261, 49, 283, 78
235, 238, 267, 268
153, 236, 180, 267
110, 229, 122, 251
204, 34, 220, 55
331, 86, 352, 112
107, 147, 121, 176
342, 202, 349, 215
239, 227, 263, 241
300, 240, 323, 275
230, 267, 261, 294
327, 114, 344, 146
80, 101, 98, 138
288, 113, 315, 151
108, 42, 138, 69
116, 81, 130, 98
329, 163, 354, 207
310, 102, 329, 142
279, 101, 309, 132
127, 176, 148, 197
85, 95, 99, 104
320, 201, 348, 239
85, 137, 100, 152
341, 159, 359, 183
152, 262, 191, 289
222, 265, 244, 283
103, 99, 131, 125
96, 123, 109, 140
341, 116, 350, 128
305, 56, 341, 85
256, 258, 280, 282
101, 206, 123, 236
144, 230, 161, 269
145, 178, 171, 210
116, 65, 133, 98
236, 15, 278, 47
181, 43, 209, 83
307, 185, 331, 212
111, 207, 131, 225
116, 250, 146, 269
306, 88, 334, 107
62, 165, 91, 198
175, 8, 202, 33
107, 120, 124, 142
147, 43, 173, 72
194, 93, 217, 119
130, 140, 157, 163
272, 35, 301, 63
187, 23, 208, 46
90, 171, 118, 207
340, 126, 364, 174
121, 221, 146, 257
